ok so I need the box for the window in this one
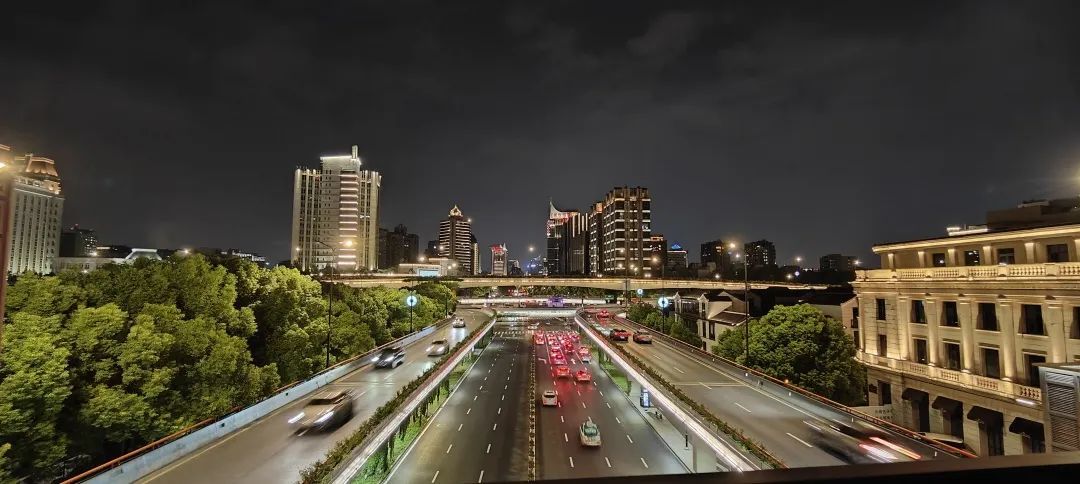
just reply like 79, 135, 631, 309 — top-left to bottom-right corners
879, 381, 892, 405
963, 250, 981, 266
853, 330, 861, 349
876, 299, 886, 320
943, 301, 959, 327
987, 424, 1005, 456
932, 253, 947, 267
912, 300, 927, 324
914, 338, 928, 364
1074, 307, 1080, 339
1047, 243, 1069, 263
997, 248, 1015, 265
944, 342, 962, 370
878, 334, 888, 357
1025, 353, 1046, 387
979, 303, 998, 331
1021, 305, 1045, 335
982, 347, 1000, 379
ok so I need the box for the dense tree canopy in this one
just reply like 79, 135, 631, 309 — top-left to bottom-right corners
0, 255, 458, 481
712, 305, 867, 406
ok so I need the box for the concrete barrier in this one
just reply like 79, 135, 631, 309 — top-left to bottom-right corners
76, 325, 440, 484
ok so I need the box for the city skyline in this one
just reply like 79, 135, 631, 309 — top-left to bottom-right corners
6, 2, 1080, 268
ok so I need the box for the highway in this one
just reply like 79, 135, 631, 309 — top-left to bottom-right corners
386, 320, 531, 484
606, 316, 945, 468
534, 319, 687, 480
140, 310, 491, 484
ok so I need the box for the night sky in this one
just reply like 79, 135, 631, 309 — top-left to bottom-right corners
3, 1, 1080, 269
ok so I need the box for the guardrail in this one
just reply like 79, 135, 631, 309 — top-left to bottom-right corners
609, 314, 978, 459
65, 316, 459, 484
328, 315, 498, 484
575, 312, 763, 472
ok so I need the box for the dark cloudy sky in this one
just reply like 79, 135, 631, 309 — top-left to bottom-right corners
4, 1, 1080, 269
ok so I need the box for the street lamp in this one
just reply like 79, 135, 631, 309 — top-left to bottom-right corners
315, 239, 353, 369
732, 251, 750, 365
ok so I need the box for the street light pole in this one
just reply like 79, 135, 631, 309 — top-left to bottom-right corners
742, 253, 750, 365
315, 239, 353, 369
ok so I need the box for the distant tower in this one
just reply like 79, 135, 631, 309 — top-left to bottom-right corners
7, 149, 65, 275
490, 244, 508, 276
291, 145, 381, 272
438, 205, 475, 274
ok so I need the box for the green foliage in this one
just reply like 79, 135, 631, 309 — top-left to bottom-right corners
0, 255, 453, 480
713, 305, 867, 406
0, 443, 12, 482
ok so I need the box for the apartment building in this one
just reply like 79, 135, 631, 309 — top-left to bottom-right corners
851, 199, 1080, 457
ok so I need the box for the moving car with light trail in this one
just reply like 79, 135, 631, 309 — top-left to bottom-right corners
575, 369, 592, 383
426, 339, 448, 356
373, 346, 405, 368
288, 390, 354, 431
579, 418, 601, 447
804, 419, 920, 464
611, 328, 631, 341
554, 366, 571, 378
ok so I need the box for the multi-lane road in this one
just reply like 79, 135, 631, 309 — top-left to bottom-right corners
607, 315, 948, 467
388, 317, 686, 483
140, 310, 491, 484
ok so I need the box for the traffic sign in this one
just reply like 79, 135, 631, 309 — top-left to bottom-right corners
636, 288, 644, 296
405, 294, 418, 307
657, 297, 670, 309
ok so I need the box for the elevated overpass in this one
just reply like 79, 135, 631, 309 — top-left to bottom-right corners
335, 275, 828, 291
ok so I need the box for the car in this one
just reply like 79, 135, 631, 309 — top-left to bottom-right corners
426, 339, 449, 356
373, 346, 405, 368
633, 331, 653, 344
580, 353, 591, 363
552, 355, 567, 365
554, 366, 571, 378
805, 420, 919, 463
611, 329, 631, 341
541, 390, 559, 406
575, 369, 592, 382
288, 390, 354, 431
452, 318, 466, 328
579, 418, 602, 447
534, 334, 545, 345
563, 341, 575, 352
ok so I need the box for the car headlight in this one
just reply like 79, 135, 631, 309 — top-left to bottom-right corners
384, 356, 394, 361
314, 411, 335, 424
288, 412, 306, 424
371, 356, 380, 362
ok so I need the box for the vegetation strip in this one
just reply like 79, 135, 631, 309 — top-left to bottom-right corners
299, 316, 494, 484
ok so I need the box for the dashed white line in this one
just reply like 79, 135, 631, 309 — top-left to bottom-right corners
673, 366, 686, 374
478, 470, 485, 483
626, 434, 634, 444
606, 402, 611, 409
486, 443, 492, 454
605, 457, 612, 468
564, 433, 568, 442
466, 408, 472, 415
569, 457, 575, 468
615, 417, 621, 424
560, 415, 564, 423
598, 390, 604, 397
734, 402, 753, 413
479, 385, 484, 390
787, 432, 814, 447
473, 395, 478, 401
431, 470, 440, 483
457, 424, 463, 431
446, 444, 453, 454
640, 457, 649, 468
501, 394, 505, 401
582, 402, 587, 409
498, 408, 502, 415
492, 423, 498, 431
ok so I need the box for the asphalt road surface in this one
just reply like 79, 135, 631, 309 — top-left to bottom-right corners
386, 320, 531, 484
611, 317, 945, 468
534, 319, 688, 480
140, 310, 491, 484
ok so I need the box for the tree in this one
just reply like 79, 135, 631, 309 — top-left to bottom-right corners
713, 304, 866, 405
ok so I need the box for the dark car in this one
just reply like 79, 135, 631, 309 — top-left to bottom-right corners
633, 331, 653, 344
288, 390, 354, 431
805, 420, 919, 464
373, 346, 405, 368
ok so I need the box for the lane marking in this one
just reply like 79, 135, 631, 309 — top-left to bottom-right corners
599, 390, 604, 397
467, 408, 472, 415
457, 424, 463, 431
626, 434, 634, 443
582, 402, 587, 409
673, 366, 686, 374
787, 432, 813, 447
498, 408, 502, 415
606, 402, 611, 409
446, 444, 453, 454
560, 415, 564, 423
640, 457, 649, 468
493, 423, 498, 431
564, 433, 568, 442
502, 394, 505, 401
474, 396, 478, 401
478, 470, 484, 483
605, 457, 612, 468
479, 385, 484, 390
615, 417, 621, 424
569, 457, 575, 468
486, 443, 492, 454
431, 470, 440, 483
734, 402, 752, 413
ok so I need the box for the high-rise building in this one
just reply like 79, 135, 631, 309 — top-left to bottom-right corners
587, 202, 604, 275
589, 187, 652, 276
667, 243, 688, 270
59, 225, 98, 257
490, 244, 508, 276
471, 233, 480, 275
0, 145, 14, 321
438, 205, 475, 274
377, 227, 389, 269
701, 238, 733, 275
291, 145, 381, 272
380, 224, 419, 269
646, 234, 667, 274
425, 240, 440, 259
820, 253, 858, 272
7, 150, 64, 275
744, 239, 776, 269
850, 199, 1080, 456
546, 201, 590, 275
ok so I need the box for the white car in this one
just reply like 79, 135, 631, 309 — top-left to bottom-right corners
579, 418, 601, 447
541, 390, 558, 407
427, 339, 448, 356
452, 318, 466, 328
580, 353, 591, 363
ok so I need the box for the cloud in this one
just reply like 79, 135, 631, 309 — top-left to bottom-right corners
627, 11, 711, 62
